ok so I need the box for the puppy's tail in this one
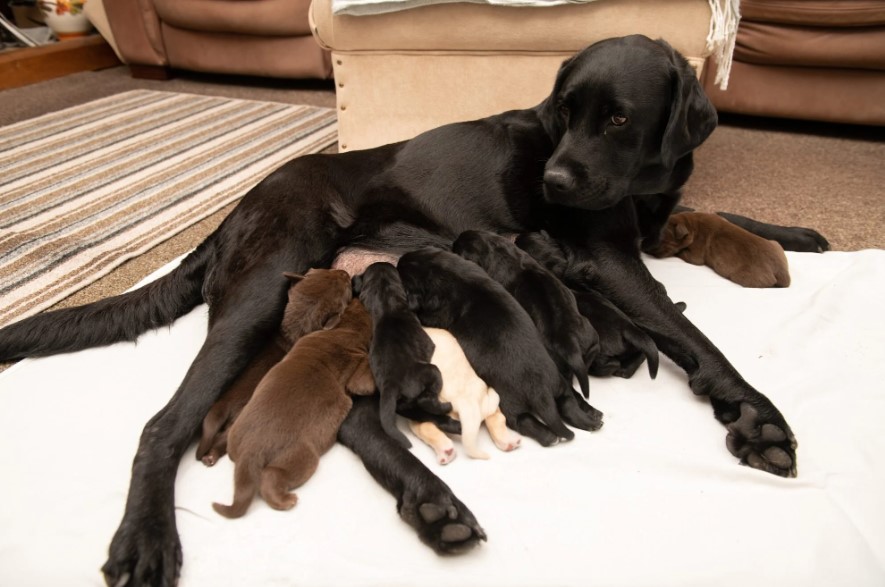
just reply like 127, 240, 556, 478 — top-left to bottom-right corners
534, 393, 575, 443
456, 395, 490, 460
626, 328, 659, 379
567, 352, 591, 399
213, 459, 259, 519
0, 237, 215, 361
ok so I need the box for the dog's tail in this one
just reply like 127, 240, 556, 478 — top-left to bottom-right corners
212, 458, 259, 519
0, 238, 215, 361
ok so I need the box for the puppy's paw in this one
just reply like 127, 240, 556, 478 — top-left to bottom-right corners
436, 446, 457, 465
719, 401, 797, 477
493, 433, 522, 452
201, 452, 219, 467
102, 510, 182, 587
399, 482, 487, 554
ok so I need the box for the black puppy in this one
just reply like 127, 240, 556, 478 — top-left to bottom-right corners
353, 262, 453, 447
397, 248, 604, 447
516, 231, 659, 378
0, 35, 808, 584
452, 230, 598, 398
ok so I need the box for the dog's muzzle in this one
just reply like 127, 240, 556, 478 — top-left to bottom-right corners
543, 167, 623, 211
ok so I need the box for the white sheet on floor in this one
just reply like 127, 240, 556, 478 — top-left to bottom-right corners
1, 250, 883, 587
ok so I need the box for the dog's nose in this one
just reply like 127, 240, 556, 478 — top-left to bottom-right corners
543, 167, 574, 195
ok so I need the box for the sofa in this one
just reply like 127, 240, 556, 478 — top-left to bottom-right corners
96, 0, 332, 80
309, 0, 723, 151
702, 0, 885, 126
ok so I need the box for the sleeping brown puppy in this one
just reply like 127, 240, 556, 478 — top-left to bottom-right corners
650, 212, 791, 288
213, 286, 376, 518
196, 269, 354, 466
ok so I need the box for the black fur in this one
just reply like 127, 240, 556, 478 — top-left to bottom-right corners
515, 231, 659, 378
452, 230, 598, 398
397, 247, 604, 446
0, 35, 802, 586
353, 262, 452, 447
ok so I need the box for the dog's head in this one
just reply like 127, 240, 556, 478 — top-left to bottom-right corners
353, 261, 407, 317
538, 35, 717, 210
280, 268, 353, 343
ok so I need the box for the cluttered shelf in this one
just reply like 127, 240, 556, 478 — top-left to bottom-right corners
1, 1, 120, 90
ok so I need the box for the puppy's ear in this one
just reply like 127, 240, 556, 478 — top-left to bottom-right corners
670, 216, 694, 247
658, 40, 718, 169
352, 273, 364, 295
322, 313, 342, 330
283, 272, 305, 284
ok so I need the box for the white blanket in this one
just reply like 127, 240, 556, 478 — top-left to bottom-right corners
1, 250, 883, 586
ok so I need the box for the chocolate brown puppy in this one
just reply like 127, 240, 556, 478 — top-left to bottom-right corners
196, 269, 354, 466
213, 297, 375, 518
650, 212, 791, 288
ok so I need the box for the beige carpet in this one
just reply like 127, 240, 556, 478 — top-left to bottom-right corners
0, 89, 338, 327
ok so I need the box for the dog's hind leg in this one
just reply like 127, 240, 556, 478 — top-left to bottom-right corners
339, 395, 486, 553
102, 242, 335, 585
260, 446, 320, 511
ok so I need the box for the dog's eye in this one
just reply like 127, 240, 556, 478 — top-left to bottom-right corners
611, 114, 628, 126
558, 104, 570, 119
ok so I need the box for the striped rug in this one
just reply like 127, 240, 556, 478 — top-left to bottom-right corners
0, 90, 338, 328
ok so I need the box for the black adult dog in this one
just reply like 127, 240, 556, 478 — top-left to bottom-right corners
0, 35, 807, 586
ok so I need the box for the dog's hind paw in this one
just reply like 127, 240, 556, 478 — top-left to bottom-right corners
720, 401, 798, 477
399, 483, 487, 554
102, 512, 182, 587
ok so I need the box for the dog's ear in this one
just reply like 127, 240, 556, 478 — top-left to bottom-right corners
539, 53, 579, 136
658, 40, 718, 169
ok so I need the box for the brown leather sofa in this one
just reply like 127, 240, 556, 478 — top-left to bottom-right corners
97, 0, 332, 79
702, 0, 885, 125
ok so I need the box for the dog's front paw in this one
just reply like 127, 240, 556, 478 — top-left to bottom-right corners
718, 401, 797, 477
102, 512, 182, 587
779, 226, 830, 253
399, 481, 487, 554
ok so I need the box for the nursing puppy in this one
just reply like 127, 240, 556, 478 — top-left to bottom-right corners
398, 248, 603, 447
410, 327, 522, 464
650, 212, 791, 288
352, 262, 448, 448
516, 232, 659, 378
453, 230, 598, 398
213, 295, 375, 518
196, 269, 353, 466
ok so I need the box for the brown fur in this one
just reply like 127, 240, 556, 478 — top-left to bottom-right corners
651, 212, 791, 288
212, 297, 375, 518
197, 269, 354, 468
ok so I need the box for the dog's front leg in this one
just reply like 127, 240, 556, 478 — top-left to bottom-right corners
552, 204, 797, 477
338, 395, 486, 553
